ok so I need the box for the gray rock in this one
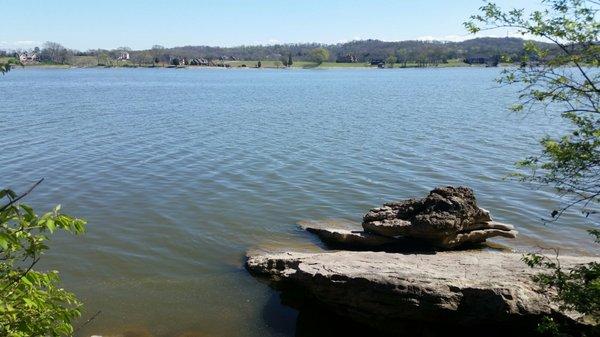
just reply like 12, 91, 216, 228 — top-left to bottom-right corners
302, 226, 442, 252
304, 227, 400, 247
362, 186, 517, 248
246, 250, 598, 333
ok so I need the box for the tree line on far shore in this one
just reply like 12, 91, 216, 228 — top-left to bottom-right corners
1, 37, 555, 67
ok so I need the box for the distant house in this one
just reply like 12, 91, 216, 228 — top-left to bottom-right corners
19, 53, 37, 63
464, 56, 487, 65
336, 54, 358, 63
464, 55, 499, 67
117, 52, 130, 61
216, 55, 238, 61
189, 58, 210, 66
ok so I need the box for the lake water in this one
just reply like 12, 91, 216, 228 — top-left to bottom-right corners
1, 67, 598, 337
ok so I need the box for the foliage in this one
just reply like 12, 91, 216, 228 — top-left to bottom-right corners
386, 55, 397, 68
157, 37, 544, 64
522, 232, 600, 334
396, 48, 409, 67
38, 42, 74, 65
467, 0, 600, 334
131, 51, 153, 66
523, 232, 600, 318
310, 47, 330, 64
4, 37, 557, 67
467, 0, 600, 217
0, 58, 20, 74
0, 179, 86, 337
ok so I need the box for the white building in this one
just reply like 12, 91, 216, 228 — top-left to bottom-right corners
19, 53, 37, 63
117, 52, 130, 61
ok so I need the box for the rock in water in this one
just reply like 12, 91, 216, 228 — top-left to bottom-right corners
246, 250, 598, 335
304, 227, 400, 248
301, 225, 437, 252
362, 186, 517, 248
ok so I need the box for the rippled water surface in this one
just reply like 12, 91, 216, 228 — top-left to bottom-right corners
1, 67, 598, 337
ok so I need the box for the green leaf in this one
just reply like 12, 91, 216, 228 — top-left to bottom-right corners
20, 204, 34, 218
6, 190, 16, 199
0, 233, 8, 250
46, 219, 55, 233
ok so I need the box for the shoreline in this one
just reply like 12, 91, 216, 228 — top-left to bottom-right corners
14, 63, 505, 70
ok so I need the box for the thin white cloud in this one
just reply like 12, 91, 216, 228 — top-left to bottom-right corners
415, 31, 545, 43
416, 34, 469, 42
336, 36, 363, 44
0, 40, 40, 50
14, 40, 37, 46
267, 38, 280, 44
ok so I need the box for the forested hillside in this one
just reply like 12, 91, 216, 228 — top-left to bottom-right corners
138, 37, 551, 64
2, 37, 553, 66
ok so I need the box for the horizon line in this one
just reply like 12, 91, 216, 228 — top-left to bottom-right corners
1, 35, 542, 52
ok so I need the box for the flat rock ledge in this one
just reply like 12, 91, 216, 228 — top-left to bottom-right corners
303, 226, 440, 252
246, 250, 599, 335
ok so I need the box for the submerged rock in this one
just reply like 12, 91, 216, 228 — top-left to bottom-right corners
362, 186, 517, 248
246, 250, 598, 335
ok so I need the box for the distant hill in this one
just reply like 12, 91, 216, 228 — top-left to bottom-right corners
132, 37, 554, 64
1, 37, 554, 67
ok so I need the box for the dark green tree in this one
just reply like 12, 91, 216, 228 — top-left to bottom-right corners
386, 55, 397, 68
310, 47, 330, 65
396, 48, 409, 67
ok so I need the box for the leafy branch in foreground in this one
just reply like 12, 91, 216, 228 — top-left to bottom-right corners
0, 58, 21, 75
0, 179, 86, 337
467, 0, 599, 335
467, 0, 600, 219
523, 231, 600, 317
522, 232, 600, 335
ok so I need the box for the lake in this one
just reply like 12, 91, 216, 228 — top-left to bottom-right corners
1, 67, 597, 337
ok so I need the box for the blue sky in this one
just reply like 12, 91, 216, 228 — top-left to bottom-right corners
1, 0, 542, 50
